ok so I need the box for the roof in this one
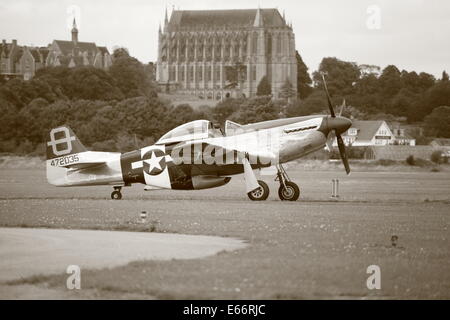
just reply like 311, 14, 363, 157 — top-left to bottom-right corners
0, 42, 13, 57
97, 46, 109, 55
168, 8, 285, 29
344, 120, 385, 141
13, 48, 23, 63
29, 48, 41, 61
54, 40, 98, 55
39, 48, 49, 61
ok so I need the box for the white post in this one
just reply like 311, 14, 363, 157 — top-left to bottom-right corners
335, 179, 339, 198
140, 211, 147, 224
331, 179, 340, 198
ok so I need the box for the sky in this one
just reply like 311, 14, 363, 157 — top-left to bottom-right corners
1, 0, 449, 78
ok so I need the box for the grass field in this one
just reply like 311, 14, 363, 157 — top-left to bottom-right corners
0, 167, 449, 299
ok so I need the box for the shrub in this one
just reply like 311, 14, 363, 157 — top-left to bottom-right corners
430, 150, 443, 164
375, 159, 397, 166
406, 155, 415, 165
414, 158, 432, 167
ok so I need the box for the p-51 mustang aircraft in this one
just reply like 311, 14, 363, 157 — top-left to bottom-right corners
46, 77, 352, 201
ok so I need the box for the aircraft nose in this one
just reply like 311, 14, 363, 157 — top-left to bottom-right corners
328, 116, 352, 134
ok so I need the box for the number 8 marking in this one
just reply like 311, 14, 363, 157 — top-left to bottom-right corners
47, 127, 76, 156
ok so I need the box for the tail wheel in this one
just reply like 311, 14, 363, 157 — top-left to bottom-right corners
278, 181, 300, 201
111, 190, 122, 200
247, 180, 269, 201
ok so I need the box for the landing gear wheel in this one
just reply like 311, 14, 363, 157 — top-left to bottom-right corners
278, 181, 300, 201
111, 186, 123, 200
247, 180, 269, 201
111, 190, 122, 200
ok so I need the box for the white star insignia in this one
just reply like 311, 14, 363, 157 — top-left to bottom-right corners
144, 151, 164, 172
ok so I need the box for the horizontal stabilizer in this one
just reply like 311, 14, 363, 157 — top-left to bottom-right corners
64, 161, 106, 171
48, 152, 107, 171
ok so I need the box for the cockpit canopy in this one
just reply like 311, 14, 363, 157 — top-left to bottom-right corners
157, 120, 223, 144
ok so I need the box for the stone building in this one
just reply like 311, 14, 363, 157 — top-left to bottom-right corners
45, 19, 112, 71
156, 8, 297, 100
1, 19, 112, 80
0, 39, 22, 79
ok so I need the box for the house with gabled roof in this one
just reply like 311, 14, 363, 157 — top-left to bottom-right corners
19, 46, 49, 80
3, 19, 112, 80
333, 120, 393, 147
332, 120, 416, 147
0, 39, 23, 80
46, 19, 112, 71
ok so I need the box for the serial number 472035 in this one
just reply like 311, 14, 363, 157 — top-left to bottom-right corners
50, 154, 79, 166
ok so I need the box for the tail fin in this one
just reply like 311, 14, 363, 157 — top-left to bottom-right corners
46, 126, 86, 160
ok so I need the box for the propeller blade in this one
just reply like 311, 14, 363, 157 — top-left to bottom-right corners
321, 73, 335, 117
336, 133, 351, 175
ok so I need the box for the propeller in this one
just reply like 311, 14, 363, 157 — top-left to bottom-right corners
321, 74, 351, 175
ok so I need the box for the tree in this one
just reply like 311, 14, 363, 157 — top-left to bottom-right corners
213, 98, 244, 124
389, 88, 416, 116
65, 67, 124, 100
109, 48, 157, 98
312, 57, 360, 96
442, 70, 449, 82
279, 78, 296, 102
424, 106, 450, 138
417, 72, 435, 91
228, 96, 278, 124
378, 65, 402, 98
295, 51, 312, 99
286, 90, 327, 117
256, 76, 271, 96
33, 66, 123, 101
411, 81, 450, 122
401, 70, 421, 93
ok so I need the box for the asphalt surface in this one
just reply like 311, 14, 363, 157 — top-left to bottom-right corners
0, 167, 449, 299
0, 227, 246, 282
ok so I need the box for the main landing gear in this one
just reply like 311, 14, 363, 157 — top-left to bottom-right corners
247, 165, 300, 201
247, 180, 270, 201
276, 164, 300, 201
111, 186, 122, 200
